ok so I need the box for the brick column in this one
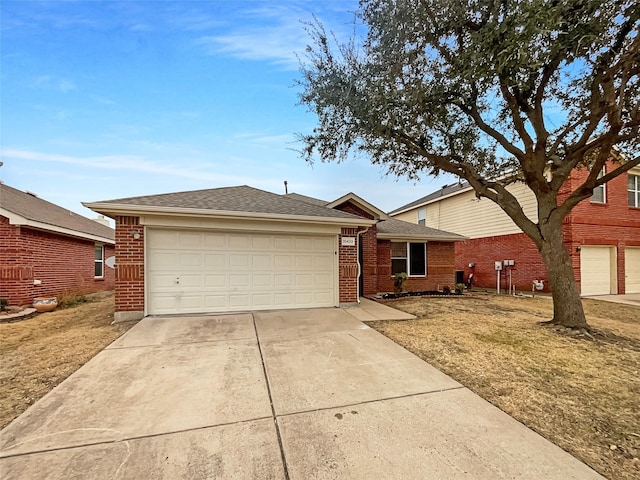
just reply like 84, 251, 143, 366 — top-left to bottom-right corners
114, 216, 144, 322
339, 228, 358, 304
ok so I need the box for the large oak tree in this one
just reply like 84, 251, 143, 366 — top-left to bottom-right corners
298, 0, 639, 329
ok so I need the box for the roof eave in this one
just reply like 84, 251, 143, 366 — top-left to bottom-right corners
83, 202, 376, 226
376, 233, 467, 242
1, 208, 115, 244
389, 186, 474, 216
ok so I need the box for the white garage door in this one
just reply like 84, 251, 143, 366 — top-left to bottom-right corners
580, 246, 615, 296
147, 229, 337, 315
625, 247, 640, 294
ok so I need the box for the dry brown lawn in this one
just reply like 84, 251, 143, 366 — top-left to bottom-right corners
368, 294, 640, 480
0, 293, 136, 429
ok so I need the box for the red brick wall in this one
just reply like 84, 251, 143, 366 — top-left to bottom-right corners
377, 240, 456, 293
338, 227, 358, 303
114, 216, 145, 313
562, 165, 640, 293
360, 225, 378, 295
0, 214, 115, 305
455, 233, 549, 293
333, 202, 379, 297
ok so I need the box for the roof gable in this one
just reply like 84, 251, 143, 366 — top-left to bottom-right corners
326, 193, 389, 220
0, 183, 114, 243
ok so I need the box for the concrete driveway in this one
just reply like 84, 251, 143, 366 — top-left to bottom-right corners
0, 304, 603, 479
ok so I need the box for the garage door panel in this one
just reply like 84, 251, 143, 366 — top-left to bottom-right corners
147, 230, 337, 314
205, 295, 227, 308
179, 253, 202, 267
580, 246, 614, 296
274, 255, 292, 267
251, 294, 273, 307
178, 232, 203, 248
229, 234, 251, 249
252, 254, 272, 268
626, 248, 640, 294
205, 275, 227, 288
203, 233, 226, 248
229, 294, 251, 308
151, 252, 178, 268
295, 256, 313, 268
205, 254, 226, 267
148, 231, 178, 248
274, 237, 293, 250
229, 254, 249, 267
252, 274, 272, 287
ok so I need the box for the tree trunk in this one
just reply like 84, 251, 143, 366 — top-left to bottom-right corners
538, 223, 589, 329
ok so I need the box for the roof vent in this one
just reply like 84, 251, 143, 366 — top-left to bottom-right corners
93, 215, 110, 226
25, 190, 38, 197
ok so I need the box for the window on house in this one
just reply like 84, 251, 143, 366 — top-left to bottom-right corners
95, 244, 104, 278
590, 168, 606, 203
417, 208, 426, 226
629, 174, 640, 207
391, 242, 427, 276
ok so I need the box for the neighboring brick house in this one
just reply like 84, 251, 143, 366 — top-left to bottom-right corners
389, 162, 640, 296
0, 183, 115, 306
84, 186, 464, 321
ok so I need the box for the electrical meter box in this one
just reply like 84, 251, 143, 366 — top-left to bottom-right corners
495, 261, 503, 271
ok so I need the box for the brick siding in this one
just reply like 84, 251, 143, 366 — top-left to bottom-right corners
114, 216, 145, 312
338, 227, 359, 303
377, 239, 456, 293
454, 166, 640, 293
0, 214, 115, 305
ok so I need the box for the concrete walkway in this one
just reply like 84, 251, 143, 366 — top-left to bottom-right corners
584, 293, 640, 307
0, 304, 603, 479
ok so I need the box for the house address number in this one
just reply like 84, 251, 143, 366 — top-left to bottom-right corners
341, 237, 356, 246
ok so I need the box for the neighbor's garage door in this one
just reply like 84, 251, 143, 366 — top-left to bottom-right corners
625, 247, 640, 294
580, 246, 615, 296
147, 229, 337, 315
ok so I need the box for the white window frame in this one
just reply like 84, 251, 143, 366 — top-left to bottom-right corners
417, 208, 426, 226
590, 167, 606, 204
391, 241, 427, 277
95, 244, 104, 278
629, 174, 640, 208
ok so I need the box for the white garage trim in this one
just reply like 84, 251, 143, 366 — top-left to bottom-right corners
580, 246, 617, 296
145, 227, 339, 315
625, 247, 640, 294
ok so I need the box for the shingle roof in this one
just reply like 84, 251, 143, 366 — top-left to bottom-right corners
0, 183, 114, 241
376, 218, 466, 241
389, 182, 471, 215
91, 185, 363, 220
284, 192, 330, 206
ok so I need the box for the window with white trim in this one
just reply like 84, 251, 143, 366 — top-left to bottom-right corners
629, 174, 640, 207
391, 242, 427, 276
95, 244, 104, 278
590, 168, 606, 203
417, 208, 426, 226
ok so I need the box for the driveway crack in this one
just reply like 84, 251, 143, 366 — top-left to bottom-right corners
252, 314, 290, 480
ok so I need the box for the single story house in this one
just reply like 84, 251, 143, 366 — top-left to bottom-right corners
84, 186, 465, 321
389, 161, 640, 295
0, 183, 115, 306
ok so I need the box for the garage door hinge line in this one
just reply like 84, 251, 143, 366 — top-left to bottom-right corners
252, 313, 291, 480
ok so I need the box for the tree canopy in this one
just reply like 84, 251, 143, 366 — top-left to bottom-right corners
298, 0, 639, 328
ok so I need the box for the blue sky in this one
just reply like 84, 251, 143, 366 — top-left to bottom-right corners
1, 0, 452, 222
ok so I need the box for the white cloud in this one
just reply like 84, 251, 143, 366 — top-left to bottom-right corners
0, 149, 254, 185
31, 75, 77, 92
